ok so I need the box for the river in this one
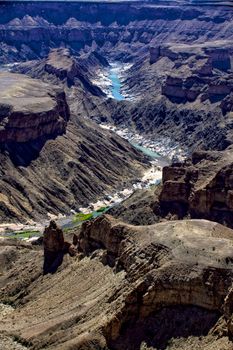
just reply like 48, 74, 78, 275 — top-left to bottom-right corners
109, 63, 125, 101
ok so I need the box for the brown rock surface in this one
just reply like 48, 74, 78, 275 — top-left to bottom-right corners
156, 147, 233, 228
0, 72, 69, 143
43, 220, 77, 274
1, 215, 233, 349
0, 69, 149, 223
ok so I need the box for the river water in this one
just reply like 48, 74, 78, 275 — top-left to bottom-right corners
109, 64, 125, 101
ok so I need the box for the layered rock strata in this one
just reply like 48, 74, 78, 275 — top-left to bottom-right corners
154, 147, 233, 228
0, 71, 148, 223
0, 72, 69, 143
0, 215, 233, 349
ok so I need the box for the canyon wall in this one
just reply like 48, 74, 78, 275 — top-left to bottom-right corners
154, 147, 233, 228
0, 1, 233, 62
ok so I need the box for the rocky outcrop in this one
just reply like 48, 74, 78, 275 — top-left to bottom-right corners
162, 75, 204, 102
43, 48, 105, 95
155, 147, 233, 228
150, 44, 232, 73
0, 215, 233, 349
43, 220, 77, 274
162, 74, 233, 104
158, 43, 233, 103
224, 286, 233, 339
13, 48, 107, 97
0, 72, 69, 144
79, 215, 233, 348
221, 92, 233, 115
206, 47, 232, 72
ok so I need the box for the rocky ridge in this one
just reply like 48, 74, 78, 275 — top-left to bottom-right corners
1, 2, 233, 62
0, 215, 233, 349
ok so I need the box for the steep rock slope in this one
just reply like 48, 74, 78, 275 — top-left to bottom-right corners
1, 215, 233, 349
0, 72, 148, 223
110, 40, 233, 152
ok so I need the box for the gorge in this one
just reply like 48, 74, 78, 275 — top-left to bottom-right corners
1, 1, 233, 350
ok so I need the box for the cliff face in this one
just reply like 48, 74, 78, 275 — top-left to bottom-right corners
0, 2, 233, 62
0, 72, 69, 143
155, 147, 233, 228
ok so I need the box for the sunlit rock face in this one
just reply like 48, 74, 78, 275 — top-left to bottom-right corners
0, 72, 70, 144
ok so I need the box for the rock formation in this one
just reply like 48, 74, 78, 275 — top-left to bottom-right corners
43, 220, 77, 274
0, 72, 69, 144
154, 147, 233, 228
0, 215, 233, 349
0, 1, 233, 62
16, 48, 106, 96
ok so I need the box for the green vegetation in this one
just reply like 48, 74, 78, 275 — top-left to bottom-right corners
73, 212, 94, 224
96, 206, 108, 213
12, 230, 40, 239
72, 206, 109, 225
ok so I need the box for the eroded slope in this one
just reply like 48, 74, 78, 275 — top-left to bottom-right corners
1, 215, 233, 349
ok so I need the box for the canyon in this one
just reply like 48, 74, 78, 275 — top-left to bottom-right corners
1, 1, 233, 350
